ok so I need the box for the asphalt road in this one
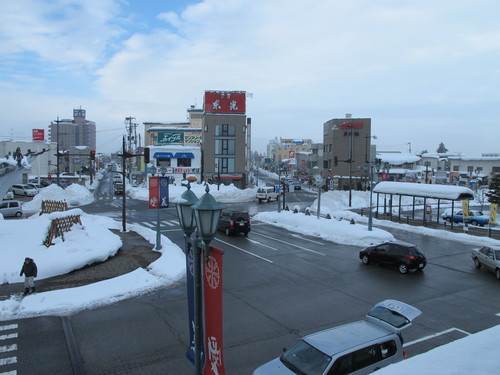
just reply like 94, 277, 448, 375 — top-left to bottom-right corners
3, 180, 500, 374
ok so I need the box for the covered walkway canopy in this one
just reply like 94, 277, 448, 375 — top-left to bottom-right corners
372, 182, 475, 225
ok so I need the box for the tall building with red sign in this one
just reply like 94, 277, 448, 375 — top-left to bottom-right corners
202, 91, 250, 188
323, 115, 372, 190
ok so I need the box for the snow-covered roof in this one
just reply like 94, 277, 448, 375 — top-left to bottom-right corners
377, 153, 420, 165
373, 182, 474, 200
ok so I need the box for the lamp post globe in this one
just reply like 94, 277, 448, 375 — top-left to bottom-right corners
175, 183, 199, 237
192, 185, 224, 246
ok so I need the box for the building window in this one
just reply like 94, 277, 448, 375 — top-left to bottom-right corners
157, 158, 171, 167
215, 157, 235, 173
467, 166, 474, 172
177, 158, 191, 167
215, 139, 235, 155
453, 166, 459, 171
215, 124, 236, 136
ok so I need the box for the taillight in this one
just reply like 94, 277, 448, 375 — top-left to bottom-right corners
403, 351, 407, 360
229, 220, 234, 227
406, 255, 416, 261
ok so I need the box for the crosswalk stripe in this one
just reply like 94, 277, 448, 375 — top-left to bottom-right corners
0, 371, 17, 375
0, 357, 17, 366
0, 325, 17, 332
0, 334, 17, 341
0, 344, 17, 353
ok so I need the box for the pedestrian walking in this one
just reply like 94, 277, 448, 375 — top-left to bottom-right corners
20, 257, 37, 295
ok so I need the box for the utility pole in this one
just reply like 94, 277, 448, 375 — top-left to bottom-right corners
53, 117, 62, 187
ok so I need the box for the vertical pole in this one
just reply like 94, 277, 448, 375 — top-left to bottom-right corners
277, 161, 281, 213
368, 163, 373, 231
122, 136, 127, 233
349, 124, 353, 207
193, 239, 202, 375
316, 183, 321, 219
56, 117, 61, 187
155, 175, 162, 250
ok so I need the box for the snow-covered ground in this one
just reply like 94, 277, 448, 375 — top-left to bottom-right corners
1, 175, 499, 374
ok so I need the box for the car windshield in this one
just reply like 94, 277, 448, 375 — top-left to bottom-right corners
366, 306, 410, 328
280, 340, 331, 375
494, 250, 500, 259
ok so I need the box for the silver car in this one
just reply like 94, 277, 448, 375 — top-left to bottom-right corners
472, 246, 500, 280
253, 300, 421, 375
0, 200, 23, 218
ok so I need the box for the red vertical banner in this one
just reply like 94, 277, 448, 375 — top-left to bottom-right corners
202, 246, 225, 375
148, 176, 159, 209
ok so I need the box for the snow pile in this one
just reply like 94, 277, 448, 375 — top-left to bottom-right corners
254, 210, 394, 246
22, 183, 95, 214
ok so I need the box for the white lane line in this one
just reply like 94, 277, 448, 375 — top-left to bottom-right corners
253, 232, 326, 256
403, 327, 471, 348
290, 233, 325, 245
0, 325, 17, 332
496, 313, 500, 317
0, 357, 17, 366
141, 222, 155, 228
0, 334, 17, 341
0, 370, 17, 375
215, 239, 274, 263
161, 220, 175, 227
0, 344, 17, 353
246, 238, 279, 251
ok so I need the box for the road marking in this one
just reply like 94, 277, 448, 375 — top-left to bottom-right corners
215, 239, 274, 263
496, 313, 500, 317
403, 327, 471, 348
0, 325, 17, 332
0, 334, 17, 341
0, 344, 17, 353
290, 233, 325, 245
141, 222, 155, 228
246, 238, 279, 251
0, 370, 17, 375
0, 357, 17, 366
253, 232, 326, 256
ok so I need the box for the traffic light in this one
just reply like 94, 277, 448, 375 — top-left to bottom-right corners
144, 147, 150, 163
334, 156, 338, 166
90, 150, 96, 160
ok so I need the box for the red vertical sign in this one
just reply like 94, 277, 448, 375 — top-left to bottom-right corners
202, 246, 225, 375
148, 176, 159, 209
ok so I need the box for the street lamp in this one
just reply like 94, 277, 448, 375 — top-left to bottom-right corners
175, 183, 223, 375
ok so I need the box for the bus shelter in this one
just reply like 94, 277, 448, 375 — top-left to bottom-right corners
372, 182, 475, 227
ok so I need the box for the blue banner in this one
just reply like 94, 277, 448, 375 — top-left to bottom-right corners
159, 176, 169, 208
185, 244, 204, 366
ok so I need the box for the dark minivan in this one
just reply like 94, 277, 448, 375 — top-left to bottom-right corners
217, 210, 251, 236
359, 241, 426, 274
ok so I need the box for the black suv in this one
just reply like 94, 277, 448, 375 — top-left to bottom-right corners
359, 241, 426, 274
218, 210, 251, 236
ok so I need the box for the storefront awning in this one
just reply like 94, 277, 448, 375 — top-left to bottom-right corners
154, 152, 174, 158
174, 152, 195, 159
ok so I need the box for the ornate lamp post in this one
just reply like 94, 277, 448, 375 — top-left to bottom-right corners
175, 184, 223, 375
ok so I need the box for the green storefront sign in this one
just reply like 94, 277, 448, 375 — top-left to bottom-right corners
158, 132, 184, 145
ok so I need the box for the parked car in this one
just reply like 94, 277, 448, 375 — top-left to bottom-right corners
3, 189, 14, 200
256, 187, 280, 202
441, 209, 490, 226
0, 200, 23, 218
113, 173, 122, 183
27, 183, 44, 192
471, 246, 500, 280
217, 210, 251, 236
11, 184, 38, 197
289, 180, 302, 190
359, 240, 427, 274
253, 299, 421, 375
0, 162, 16, 176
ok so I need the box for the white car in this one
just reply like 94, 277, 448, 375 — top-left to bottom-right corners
11, 184, 38, 197
256, 187, 280, 202
3, 189, 14, 200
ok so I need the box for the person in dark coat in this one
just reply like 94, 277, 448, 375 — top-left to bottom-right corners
20, 257, 37, 295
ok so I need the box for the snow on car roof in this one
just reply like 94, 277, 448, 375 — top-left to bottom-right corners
373, 182, 474, 200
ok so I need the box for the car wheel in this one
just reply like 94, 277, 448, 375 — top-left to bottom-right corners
24, 192, 28, 196
398, 263, 409, 274
474, 258, 481, 269
225, 227, 230, 236
267, 197, 271, 202
244, 231, 249, 237
361, 255, 370, 265
496, 269, 500, 281
445, 217, 452, 223
470, 220, 478, 226
15, 212, 22, 217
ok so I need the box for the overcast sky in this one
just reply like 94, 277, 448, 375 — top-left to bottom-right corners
1, 0, 499, 155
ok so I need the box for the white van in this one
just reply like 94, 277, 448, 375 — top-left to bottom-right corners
0, 200, 23, 218
256, 187, 280, 202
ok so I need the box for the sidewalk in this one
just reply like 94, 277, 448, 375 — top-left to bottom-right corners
0, 230, 159, 299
